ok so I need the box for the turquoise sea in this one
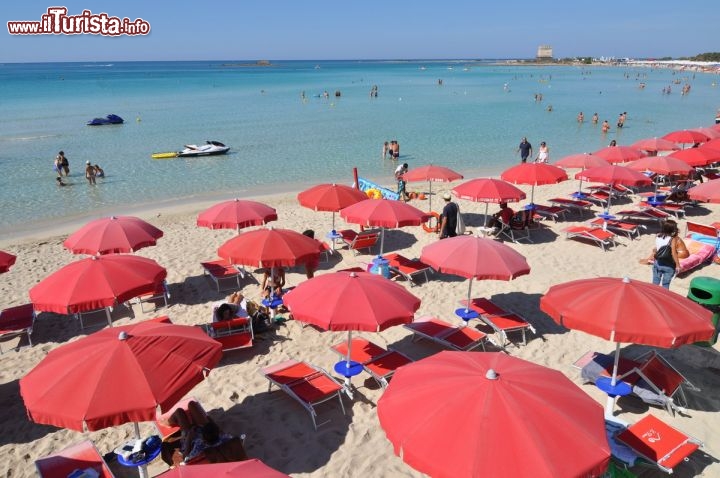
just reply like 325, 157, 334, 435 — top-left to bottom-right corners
0, 60, 718, 236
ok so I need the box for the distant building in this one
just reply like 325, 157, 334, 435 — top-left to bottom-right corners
536, 45, 553, 61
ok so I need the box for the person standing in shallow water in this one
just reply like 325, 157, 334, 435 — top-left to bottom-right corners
517, 137, 532, 163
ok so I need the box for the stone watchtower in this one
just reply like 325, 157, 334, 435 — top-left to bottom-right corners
536, 45, 553, 61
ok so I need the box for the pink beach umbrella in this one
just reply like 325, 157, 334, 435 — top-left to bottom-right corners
401, 164, 464, 212
451, 178, 526, 227
690, 127, 720, 140
197, 199, 278, 232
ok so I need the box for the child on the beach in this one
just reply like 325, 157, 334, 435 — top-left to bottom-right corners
261, 267, 285, 299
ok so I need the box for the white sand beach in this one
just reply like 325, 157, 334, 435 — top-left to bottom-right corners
0, 179, 718, 477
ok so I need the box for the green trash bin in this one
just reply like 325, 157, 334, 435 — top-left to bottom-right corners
687, 276, 720, 346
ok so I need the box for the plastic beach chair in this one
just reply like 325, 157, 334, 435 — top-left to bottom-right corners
460, 298, 535, 347
330, 337, 413, 388
36, 440, 115, 478
564, 225, 617, 251
404, 316, 488, 351
0, 303, 35, 353
200, 259, 248, 292
383, 253, 434, 286
260, 359, 346, 430
615, 414, 702, 473
338, 229, 380, 255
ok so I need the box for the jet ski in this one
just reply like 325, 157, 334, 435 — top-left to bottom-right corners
87, 114, 124, 126
176, 140, 230, 157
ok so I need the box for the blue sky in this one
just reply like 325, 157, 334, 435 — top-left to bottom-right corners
1, 1, 715, 62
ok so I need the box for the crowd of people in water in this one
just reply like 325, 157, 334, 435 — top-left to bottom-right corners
53, 150, 105, 187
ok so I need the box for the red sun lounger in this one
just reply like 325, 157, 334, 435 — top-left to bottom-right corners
383, 252, 434, 286
564, 226, 617, 251
201, 258, 248, 292
589, 218, 646, 240
404, 316, 488, 351
36, 440, 115, 478
460, 298, 535, 347
260, 360, 346, 430
331, 337, 413, 388
0, 303, 35, 353
616, 414, 702, 473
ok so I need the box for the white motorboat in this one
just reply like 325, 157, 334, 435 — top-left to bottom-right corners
177, 141, 230, 157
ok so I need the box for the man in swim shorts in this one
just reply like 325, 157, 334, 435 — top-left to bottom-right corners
517, 137, 532, 163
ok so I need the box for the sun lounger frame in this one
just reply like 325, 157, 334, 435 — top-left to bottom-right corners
404, 316, 488, 351
383, 253, 434, 286
330, 337, 413, 388
460, 298, 536, 347
0, 303, 35, 353
564, 226, 617, 251
201, 259, 249, 292
261, 359, 346, 430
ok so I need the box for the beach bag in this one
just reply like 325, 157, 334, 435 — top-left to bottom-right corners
455, 210, 466, 235
654, 244, 672, 261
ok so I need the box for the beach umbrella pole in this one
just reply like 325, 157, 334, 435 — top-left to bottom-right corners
604, 342, 623, 418
483, 204, 489, 227
105, 307, 113, 327
343, 330, 355, 399
428, 181, 433, 212
133, 422, 149, 478
379, 228, 386, 255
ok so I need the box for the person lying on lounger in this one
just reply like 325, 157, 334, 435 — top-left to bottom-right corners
214, 291, 249, 322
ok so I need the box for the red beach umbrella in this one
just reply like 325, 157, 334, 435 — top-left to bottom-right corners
554, 153, 610, 170
218, 227, 321, 269
340, 199, 430, 254
630, 137, 680, 154
401, 164, 464, 211
30, 255, 167, 315
297, 183, 368, 231
377, 351, 611, 478
421, 236, 530, 319
197, 199, 278, 231
19, 320, 222, 431
668, 148, 720, 167
155, 459, 290, 478
0, 250, 16, 273
625, 155, 694, 176
284, 270, 420, 396
700, 138, 720, 153
592, 146, 646, 164
554, 153, 611, 194
688, 178, 720, 203
500, 163, 567, 204
284, 271, 420, 332
540, 276, 713, 415
662, 129, 710, 145
690, 127, 720, 140
452, 178, 526, 227
63, 216, 164, 255
575, 165, 651, 212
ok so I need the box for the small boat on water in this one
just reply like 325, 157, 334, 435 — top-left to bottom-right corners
87, 114, 124, 126
152, 141, 230, 159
